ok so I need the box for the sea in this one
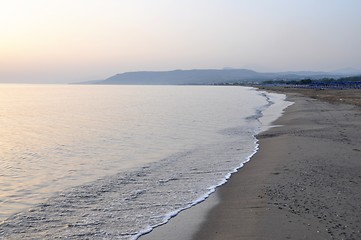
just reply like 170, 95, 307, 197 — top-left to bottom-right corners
0, 85, 291, 239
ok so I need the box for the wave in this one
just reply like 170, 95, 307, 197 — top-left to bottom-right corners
0, 88, 292, 240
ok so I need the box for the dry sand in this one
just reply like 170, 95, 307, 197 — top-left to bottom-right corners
258, 87, 361, 107
140, 89, 361, 240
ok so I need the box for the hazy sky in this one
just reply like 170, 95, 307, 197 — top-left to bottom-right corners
1, 0, 360, 83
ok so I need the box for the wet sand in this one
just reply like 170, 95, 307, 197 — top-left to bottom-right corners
140, 89, 361, 240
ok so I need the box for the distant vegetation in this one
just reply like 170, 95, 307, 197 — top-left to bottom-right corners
261, 75, 361, 89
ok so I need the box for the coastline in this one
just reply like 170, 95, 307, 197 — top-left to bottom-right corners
139, 89, 361, 240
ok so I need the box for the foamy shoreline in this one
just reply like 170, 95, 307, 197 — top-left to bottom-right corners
140, 89, 361, 240
0, 86, 286, 239
138, 88, 293, 240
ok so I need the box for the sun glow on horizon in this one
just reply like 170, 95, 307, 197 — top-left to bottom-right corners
1, 0, 361, 83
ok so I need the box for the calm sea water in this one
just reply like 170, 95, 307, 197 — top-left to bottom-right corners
0, 85, 290, 239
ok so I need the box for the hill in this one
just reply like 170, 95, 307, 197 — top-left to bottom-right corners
79, 69, 348, 85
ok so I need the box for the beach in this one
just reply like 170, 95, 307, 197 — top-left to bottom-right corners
140, 88, 361, 240
1, 86, 280, 239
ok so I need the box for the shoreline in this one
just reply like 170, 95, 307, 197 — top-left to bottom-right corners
137, 88, 291, 240
139, 89, 361, 239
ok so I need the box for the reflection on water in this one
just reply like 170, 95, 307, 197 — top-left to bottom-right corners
0, 84, 266, 221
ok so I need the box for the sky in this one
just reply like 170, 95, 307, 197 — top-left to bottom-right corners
0, 0, 361, 83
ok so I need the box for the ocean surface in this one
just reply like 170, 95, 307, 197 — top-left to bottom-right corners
0, 85, 291, 239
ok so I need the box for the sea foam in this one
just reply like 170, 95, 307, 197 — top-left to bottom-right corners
0, 86, 292, 239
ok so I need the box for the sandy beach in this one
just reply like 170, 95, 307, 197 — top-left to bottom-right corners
140, 88, 361, 240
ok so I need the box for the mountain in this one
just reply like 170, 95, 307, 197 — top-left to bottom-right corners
79, 69, 348, 85
100, 69, 265, 85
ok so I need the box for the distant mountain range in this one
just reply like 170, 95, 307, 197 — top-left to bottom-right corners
79, 69, 360, 85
